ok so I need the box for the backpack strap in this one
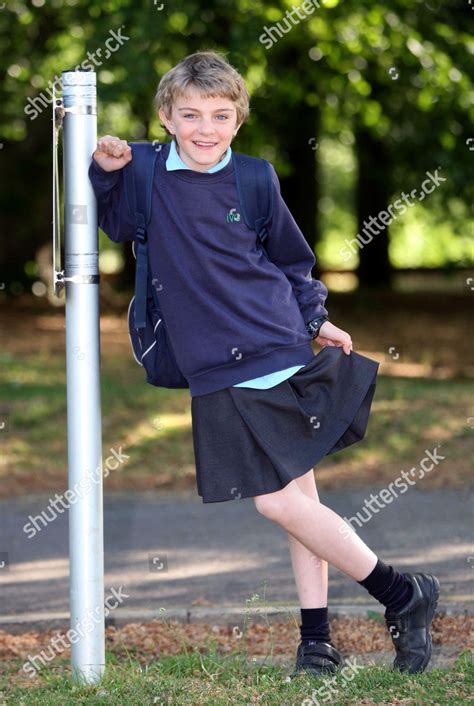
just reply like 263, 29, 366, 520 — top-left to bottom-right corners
123, 142, 160, 329
232, 152, 274, 244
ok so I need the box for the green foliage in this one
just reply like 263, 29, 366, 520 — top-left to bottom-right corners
0, 0, 472, 282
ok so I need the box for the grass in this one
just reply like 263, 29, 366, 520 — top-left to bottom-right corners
0, 648, 472, 705
1, 344, 473, 496
1, 292, 473, 496
2, 604, 471, 703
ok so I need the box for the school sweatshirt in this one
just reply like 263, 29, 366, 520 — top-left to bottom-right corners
164, 139, 306, 389
88, 140, 329, 397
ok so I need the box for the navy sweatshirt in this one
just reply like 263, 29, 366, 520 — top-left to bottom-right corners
88, 141, 329, 397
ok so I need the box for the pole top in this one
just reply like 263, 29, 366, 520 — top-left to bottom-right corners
61, 70, 96, 105
61, 70, 96, 86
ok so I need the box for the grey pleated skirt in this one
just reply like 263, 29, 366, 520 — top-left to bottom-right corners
191, 346, 380, 503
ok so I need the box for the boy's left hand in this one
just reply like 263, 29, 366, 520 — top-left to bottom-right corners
314, 321, 353, 355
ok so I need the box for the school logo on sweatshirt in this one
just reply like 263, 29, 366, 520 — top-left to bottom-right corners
226, 208, 241, 223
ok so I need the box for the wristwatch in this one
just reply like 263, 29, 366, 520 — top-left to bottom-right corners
305, 315, 329, 340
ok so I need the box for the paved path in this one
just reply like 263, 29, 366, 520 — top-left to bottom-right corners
0, 487, 472, 631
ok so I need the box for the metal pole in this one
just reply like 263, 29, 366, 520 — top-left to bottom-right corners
61, 69, 105, 684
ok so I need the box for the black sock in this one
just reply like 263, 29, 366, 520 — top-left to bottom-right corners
357, 558, 414, 614
299, 607, 331, 645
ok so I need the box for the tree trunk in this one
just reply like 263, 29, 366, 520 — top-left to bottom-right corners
279, 105, 320, 249
354, 126, 392, 287
278, 105, 322, 276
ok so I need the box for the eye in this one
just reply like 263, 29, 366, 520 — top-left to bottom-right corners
182, 113, 229, 120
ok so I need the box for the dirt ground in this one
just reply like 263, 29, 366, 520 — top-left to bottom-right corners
1, 613, 472, 686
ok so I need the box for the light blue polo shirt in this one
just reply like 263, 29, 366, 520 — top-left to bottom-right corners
165, 139, 305, 388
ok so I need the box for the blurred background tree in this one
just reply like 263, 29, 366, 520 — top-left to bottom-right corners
0, 0, 472, 302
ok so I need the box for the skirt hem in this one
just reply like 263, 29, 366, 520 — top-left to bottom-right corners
192, 347, 380, 504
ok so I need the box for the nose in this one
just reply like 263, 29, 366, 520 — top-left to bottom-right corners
197, 119, 215, 136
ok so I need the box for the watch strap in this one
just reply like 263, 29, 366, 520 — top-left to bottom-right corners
305, 315, 329, 339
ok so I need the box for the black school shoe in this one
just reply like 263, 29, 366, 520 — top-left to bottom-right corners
385, 572, 440, 674
290, 640, 342, 679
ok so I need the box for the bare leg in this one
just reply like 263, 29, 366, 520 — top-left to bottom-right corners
289, 469, 328, 608
253, 476, 377, 581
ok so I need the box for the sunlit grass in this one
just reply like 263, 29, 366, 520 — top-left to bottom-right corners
0, 648, 472, 705
1, 344, 473, 495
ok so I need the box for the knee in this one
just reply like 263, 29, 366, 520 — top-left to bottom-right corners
253, 487, 290, 520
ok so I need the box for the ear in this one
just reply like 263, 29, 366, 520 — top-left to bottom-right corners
233, 122, 242, 137
159, 107, 174, 135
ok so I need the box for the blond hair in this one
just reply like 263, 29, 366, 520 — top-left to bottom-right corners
155, 50, 250, 138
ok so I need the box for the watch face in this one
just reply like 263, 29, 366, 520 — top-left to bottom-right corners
307, 317, 326, 338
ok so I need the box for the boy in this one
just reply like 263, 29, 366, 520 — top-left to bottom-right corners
89, 50, 439, 679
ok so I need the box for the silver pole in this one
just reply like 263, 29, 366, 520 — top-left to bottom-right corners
61, 69, 105, 684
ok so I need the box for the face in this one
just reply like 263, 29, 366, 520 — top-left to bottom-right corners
159, 88, 241, 172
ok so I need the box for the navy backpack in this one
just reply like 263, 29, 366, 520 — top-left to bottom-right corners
124, 141, 274, 389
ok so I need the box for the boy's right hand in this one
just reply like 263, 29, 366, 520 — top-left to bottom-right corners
315, 321, 353, 355
93, 135, 132, 172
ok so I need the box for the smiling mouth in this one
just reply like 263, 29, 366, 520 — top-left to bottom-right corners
192, 141, 218, 148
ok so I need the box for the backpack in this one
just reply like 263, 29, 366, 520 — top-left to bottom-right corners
124, 141, 274, 389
